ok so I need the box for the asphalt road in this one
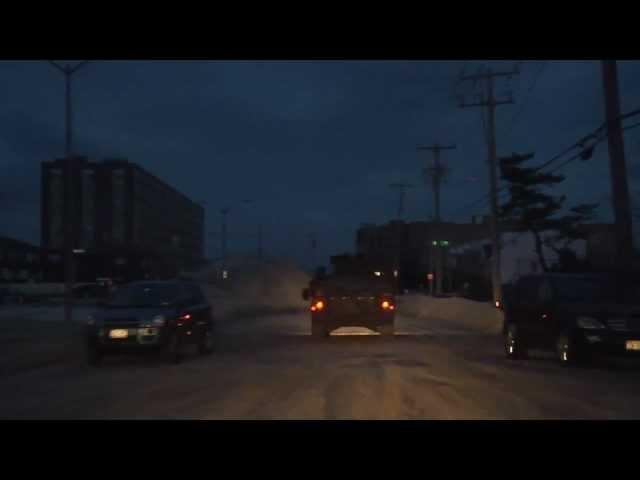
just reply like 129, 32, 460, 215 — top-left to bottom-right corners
2, 311, 640, 419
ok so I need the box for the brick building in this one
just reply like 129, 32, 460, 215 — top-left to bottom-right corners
41, 157, 205, 282
0, 236, 42, 283
355, 218, 494, 289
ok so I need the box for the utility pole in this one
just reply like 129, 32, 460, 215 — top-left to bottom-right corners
457, 64, 519, 306
257, 224, 264, 262
48, 60, 90, 329
417, 144, 456, 223
601, 60, 634, 273
241, 199, 264, 263
417, 144, 455, 295
220, 208, 230, 274
389, 183, 414, 220
308, 233, 317, 271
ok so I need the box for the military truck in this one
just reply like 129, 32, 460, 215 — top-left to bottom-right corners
302, 254, 397, 337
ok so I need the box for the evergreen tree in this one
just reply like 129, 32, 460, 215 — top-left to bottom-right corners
499, 152, 598, 272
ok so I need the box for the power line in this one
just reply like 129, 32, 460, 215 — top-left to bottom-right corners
504, 61, 547, 139
457, 64, 518, 305
451, 108, 640, 219
417, 144, 456, 223
389, 182, 415, 220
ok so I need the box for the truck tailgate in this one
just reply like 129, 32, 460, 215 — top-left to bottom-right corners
328, 296, 379, 316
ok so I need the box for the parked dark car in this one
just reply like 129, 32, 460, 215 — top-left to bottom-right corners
503, 273, 640, 365
73, 283, 111, 300
0, 287, 9, 305
85, 280, 215, 366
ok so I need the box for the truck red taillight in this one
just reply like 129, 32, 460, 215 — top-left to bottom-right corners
381, 300, 395, 311
310, 300, 325, 312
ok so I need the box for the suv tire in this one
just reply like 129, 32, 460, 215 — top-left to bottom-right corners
378, 323, 395, 336
198, 328, 214, 355
163, 333, 183, 364
87, 345, 103, 367
556, 331, 587, 367
504, 323, 528, 360
311, 321, 329, 338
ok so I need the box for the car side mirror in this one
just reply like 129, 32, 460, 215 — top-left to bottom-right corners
302, 288, 310, 301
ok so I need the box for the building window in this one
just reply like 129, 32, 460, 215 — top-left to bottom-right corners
112, 169, 126, 244
49, 169, 64, 249
82, 169, 96, 249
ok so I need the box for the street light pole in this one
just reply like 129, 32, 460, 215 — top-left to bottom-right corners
220, 208, 230, 272
242, 199, 265, 263
48, 60, 89, 329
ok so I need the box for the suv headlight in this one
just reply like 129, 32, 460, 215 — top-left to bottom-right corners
577, 316, 606, 330
151, 315, 166, 327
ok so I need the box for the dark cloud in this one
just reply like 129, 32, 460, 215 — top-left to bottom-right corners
1, 60, 640, 263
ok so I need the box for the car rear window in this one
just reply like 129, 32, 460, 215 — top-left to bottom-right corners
551, 277, 617, 303
108, 283, 184, 307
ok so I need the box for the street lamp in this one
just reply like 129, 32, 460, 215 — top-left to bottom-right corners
241, 199, 264, 262
220, 208, 230, 271
48, 60, 90, 328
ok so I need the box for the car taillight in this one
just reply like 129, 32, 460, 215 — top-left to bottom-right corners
177, 313, 192, 326
381, 300, 395, 310
310, 300, 325, 312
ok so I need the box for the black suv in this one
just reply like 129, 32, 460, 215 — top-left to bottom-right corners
85, 280, 215, 365
503, 273, 640, 365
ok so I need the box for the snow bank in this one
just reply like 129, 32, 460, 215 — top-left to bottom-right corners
0, 305, 97, 323
398, 294, 503, 334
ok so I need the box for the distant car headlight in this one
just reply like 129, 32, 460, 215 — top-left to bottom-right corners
151, 315, 166, 327
577, 316, 606, 330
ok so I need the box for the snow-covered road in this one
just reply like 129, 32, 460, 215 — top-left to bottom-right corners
2, 305, 640, 419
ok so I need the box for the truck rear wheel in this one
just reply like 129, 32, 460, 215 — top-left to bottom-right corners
378, 323, 395, 336
87, 344, 103, 366
311, 321, 329, 337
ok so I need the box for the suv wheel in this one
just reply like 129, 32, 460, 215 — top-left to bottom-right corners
87, 345, 103, 366
164, 333, 183, 364
378, 323, 395, 336
504, 323, 527, 360
556, 332, 585, 366
198, 328, 214, 355
311, 321, 329, 338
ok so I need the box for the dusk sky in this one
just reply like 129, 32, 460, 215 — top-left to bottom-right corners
2, 60, 640, 268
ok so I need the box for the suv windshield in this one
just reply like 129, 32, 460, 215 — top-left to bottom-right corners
551, 277, 617, 303
107, 283, 183, 307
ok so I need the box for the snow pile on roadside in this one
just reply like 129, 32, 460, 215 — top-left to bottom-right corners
398, 294, 503, 334
0, 305, 97, 324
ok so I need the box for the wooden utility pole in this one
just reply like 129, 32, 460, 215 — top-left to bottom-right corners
220, 208, 230, 273
458, 65, 519, 305
417, 144, 456, 223
308, 233, 318, 270
417, 144, 455, 295
601, 60, 634, 273
257, 224, 264, 262
389, 183, 414, 220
